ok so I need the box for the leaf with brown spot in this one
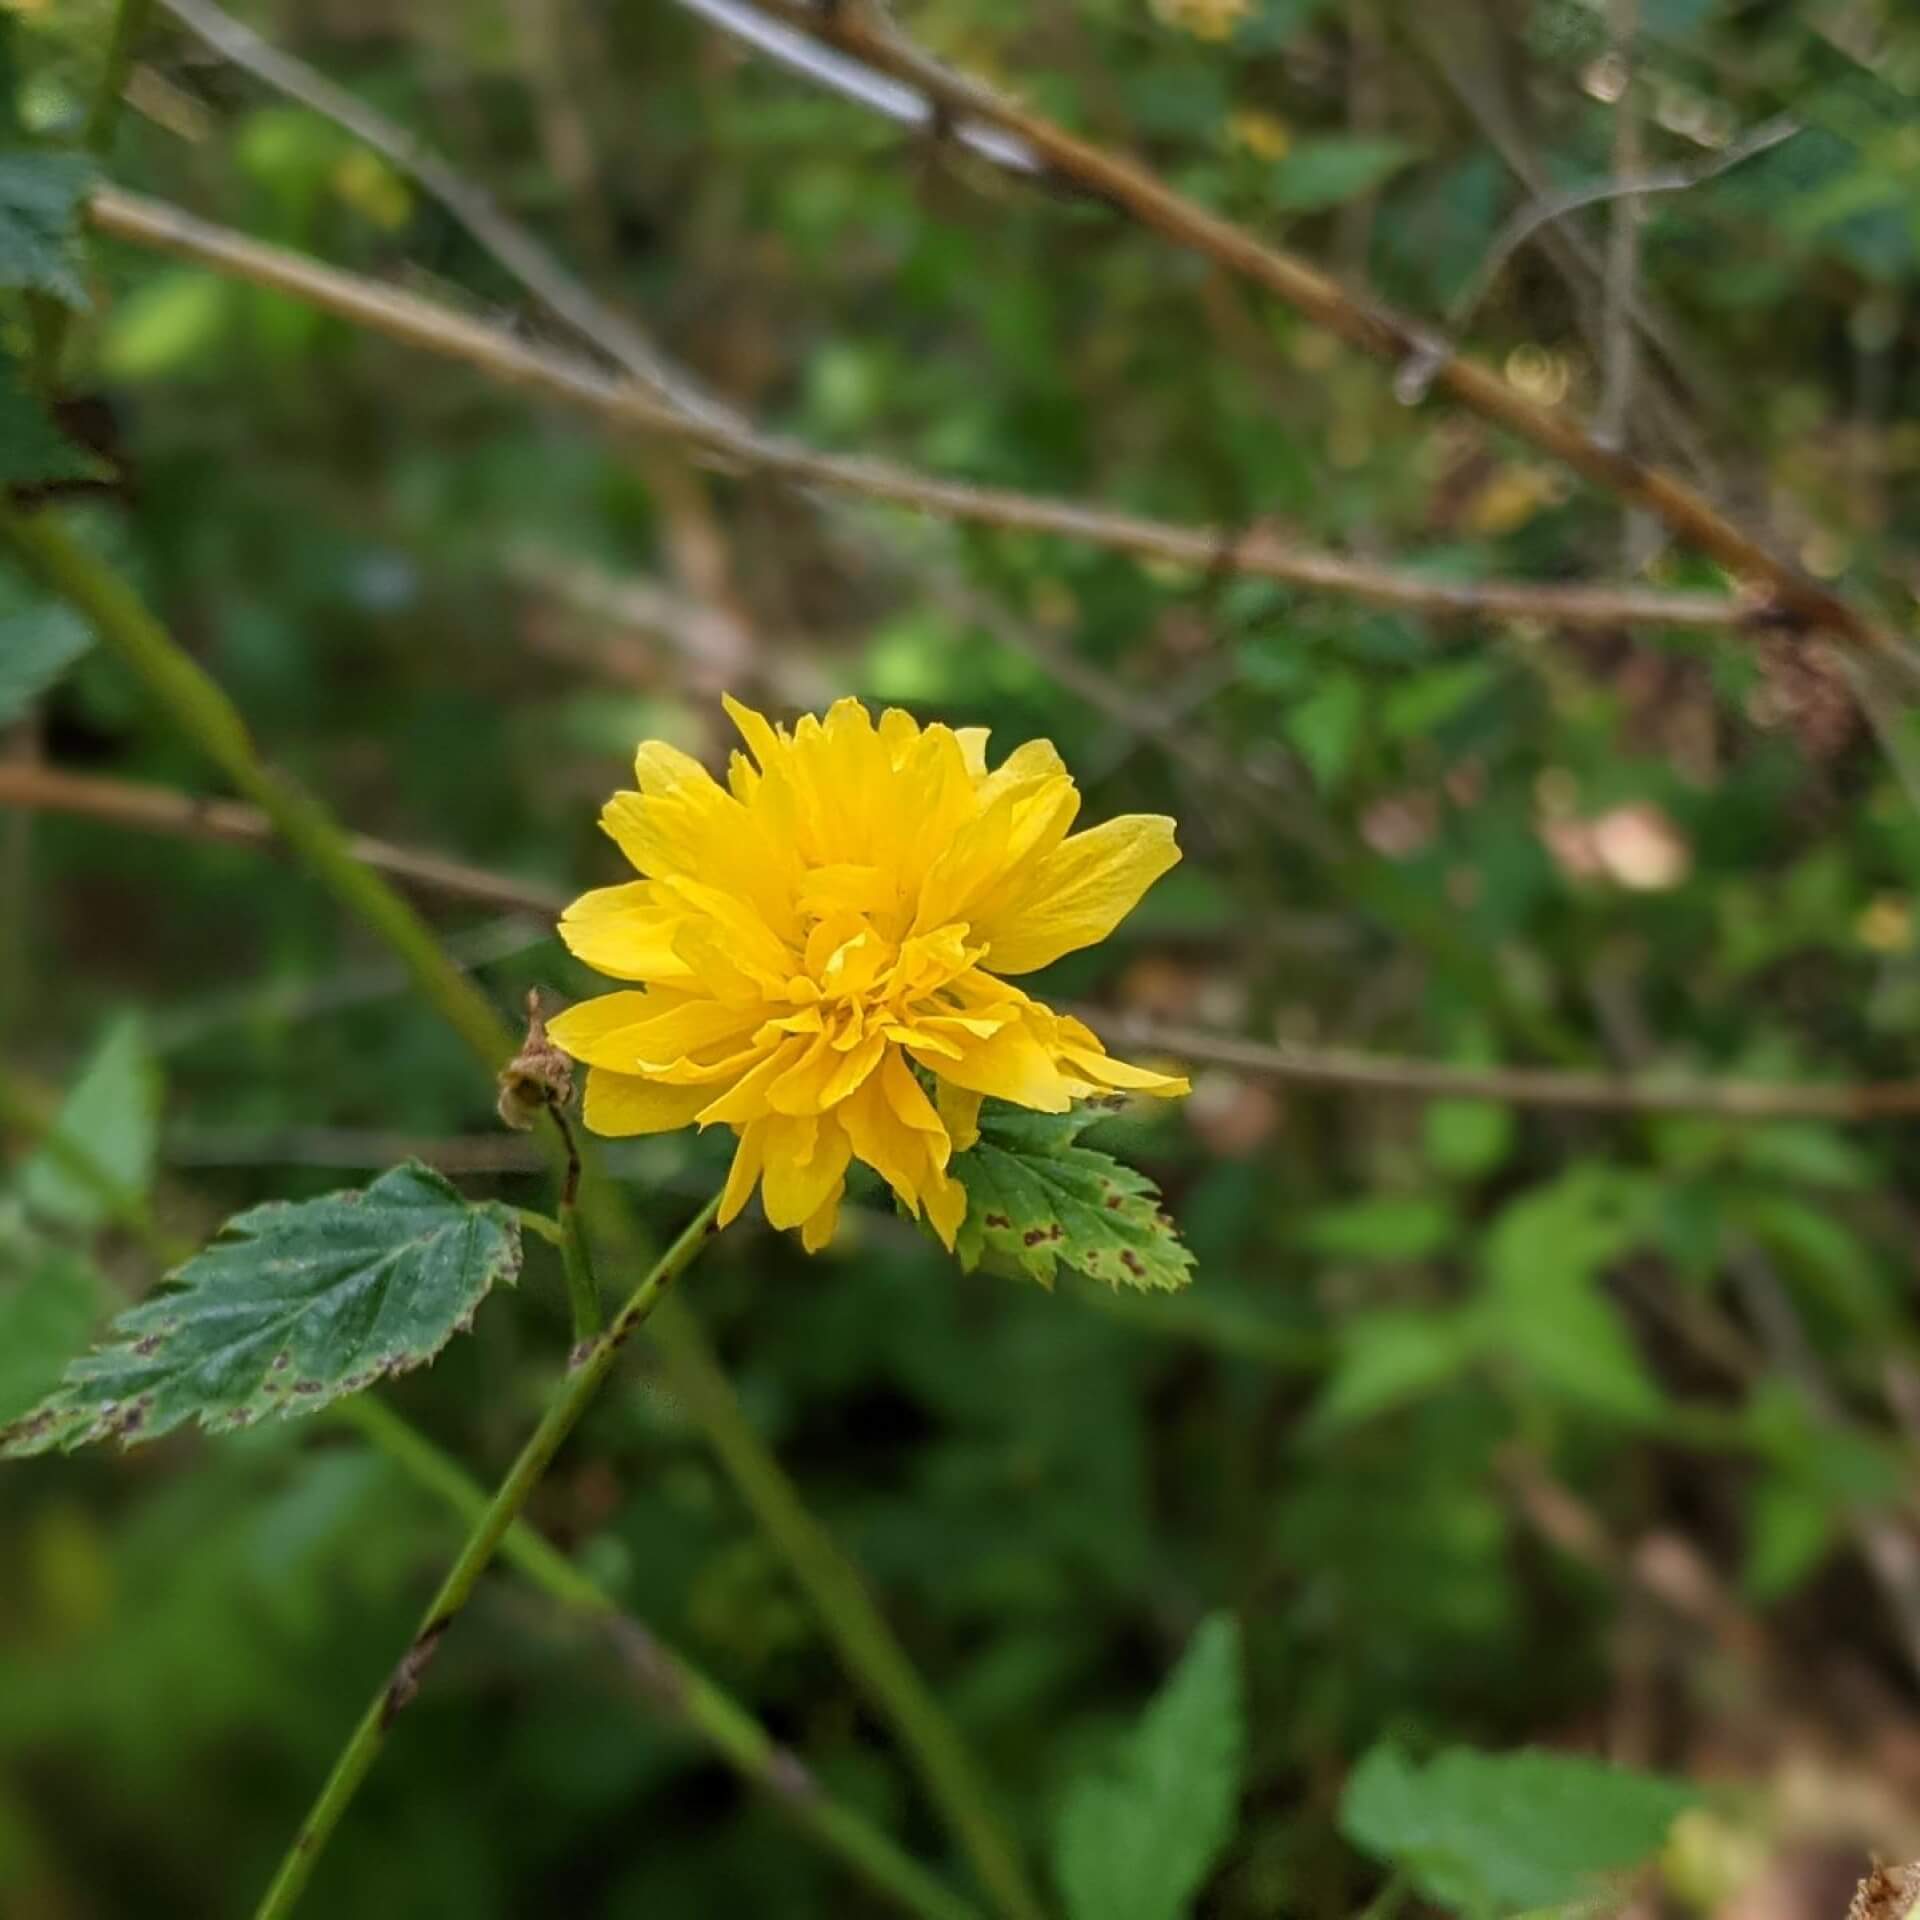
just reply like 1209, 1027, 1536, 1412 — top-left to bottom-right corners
1, 1162, 520, 1457
950, 1099, 1193, 1293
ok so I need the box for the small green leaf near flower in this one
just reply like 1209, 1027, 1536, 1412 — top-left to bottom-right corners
0, 149, 94, 306
1, 1162, 520, 1456
951, 1098, 1194, 1292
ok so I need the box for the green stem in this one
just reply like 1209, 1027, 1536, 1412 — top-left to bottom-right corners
84, 0, 155, 154
333, 1397, 981, 1920
252, 1194, 723, 1920
547, 1100, 601, 1340
0, 503, 1046, 1920
513, 1206, 566, 1250
0, 507, 516, 1074
0, 1066, 974, 1920
642, 1296, 1048, 1920
560, 1197, 602, 1340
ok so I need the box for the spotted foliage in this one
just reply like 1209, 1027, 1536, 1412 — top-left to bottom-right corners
950, 1099, 1193, 1292
0, 1162, 520, 1456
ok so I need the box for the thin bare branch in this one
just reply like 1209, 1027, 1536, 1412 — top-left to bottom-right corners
0, 761, 567, 916
86, 187, 1760, 634
1081, 1009, 1920, 1121
1595, 0, 1645, 456
711, 0, 1889, 652
155, 0, 736, 430
16, 760, 1920, 1123
1447, 110, 1799, 356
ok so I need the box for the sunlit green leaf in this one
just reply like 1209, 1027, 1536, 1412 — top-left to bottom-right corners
952, 1100, 1193, 1292
1, 1163, 520, 1455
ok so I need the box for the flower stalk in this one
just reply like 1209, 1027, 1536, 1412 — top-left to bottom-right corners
251, 1193, 724, 1920
0, 503, 1048, 1920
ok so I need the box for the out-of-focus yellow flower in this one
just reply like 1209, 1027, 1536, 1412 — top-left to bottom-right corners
1227, 109, 1292, 161
1151, 0, 1250, 43
550, 698, 1188, 1253
1858, 894, 1914, 954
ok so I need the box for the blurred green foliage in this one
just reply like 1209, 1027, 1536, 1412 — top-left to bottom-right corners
3, 0, 1920, 1915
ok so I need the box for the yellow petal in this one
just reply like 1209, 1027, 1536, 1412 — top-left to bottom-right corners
697, 1036, 808, 1127
546, 991, 664, 1066
955, 726, 991, 778
841, 1063, 931, 1215
761, 1114, 853, 1229
923, 1164, 966, 1251
934, 1077, 983, 1153
719, 1120, 768, 1227
558, 882, 691, 983
915, 1017, 1074, 1113
722, 693, 786, 772
1058, 1042, 1190, 1098
581, 1069, 712, 1137
799, 1181, 844, 1253
974, 814, 1180, 974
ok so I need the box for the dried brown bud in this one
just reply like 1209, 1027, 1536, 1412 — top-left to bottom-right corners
497, 989, 574, 1131
1851, 1863, 1920, 1920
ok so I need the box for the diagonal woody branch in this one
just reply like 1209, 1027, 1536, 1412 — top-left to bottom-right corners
728, 0, 1892, 653
85, 187, 1757, 635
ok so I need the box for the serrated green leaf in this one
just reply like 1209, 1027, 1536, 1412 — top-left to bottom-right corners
1054, 1614, 1244, 1920
0, 1226, 107, 1425
1, 1162, 520, 1456
951, 1100, 1193, 1292
1340, 1743, 1696, 1917
0, 149, 93, 305
0, 348, 104, 487
19, 1014, 159, 1230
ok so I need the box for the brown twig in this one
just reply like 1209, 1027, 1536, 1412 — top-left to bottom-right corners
17, 759, 1920, 1123
0, 761, 567, 916
154, 0, 733, 431
84, 187, 1761, 636
1082, 1009, 1920, 1121
729, 0, 1892, 652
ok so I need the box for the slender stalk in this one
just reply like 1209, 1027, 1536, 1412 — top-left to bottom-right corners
638, 1298, 1048, 1920
0, 504, 1044, 1920
333, 1397, 982, 1920
0, 1068, 975, 1920
559, 1198, 602, 1340
547, 1101, 602, 1340
0, 505, 515, 1072
85, 0, 156, 152
252, 1194, 723, 1920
